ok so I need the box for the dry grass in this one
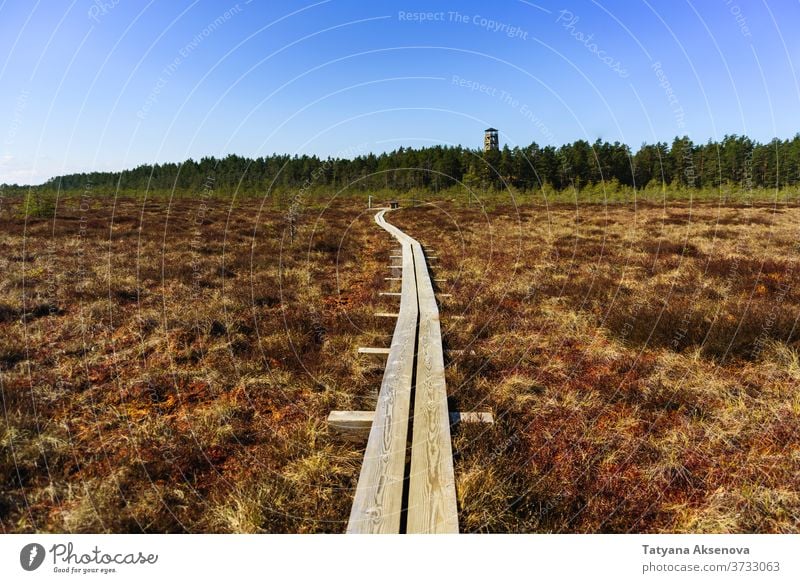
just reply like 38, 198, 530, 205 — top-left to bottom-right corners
0, 195, 385, 533
392, 199, 800, 533
2, 195, 798, 533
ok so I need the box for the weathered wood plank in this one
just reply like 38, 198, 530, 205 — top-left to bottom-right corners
347, 210, 418, 534
327, 411, 374, 441
346, 208, 459, 534
407, 242, 459, 533
357, 347, 390, 355
450, 411, 493, 425
329, 410, 493, 440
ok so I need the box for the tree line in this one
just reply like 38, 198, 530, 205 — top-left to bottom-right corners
5, 134, 800, 196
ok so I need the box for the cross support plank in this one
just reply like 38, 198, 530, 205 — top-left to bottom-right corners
357, 347, 390, 355
344, 208, 460, 534
328, 410, 493, 439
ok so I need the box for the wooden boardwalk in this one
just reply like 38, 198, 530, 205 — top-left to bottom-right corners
346, 208, 458, 534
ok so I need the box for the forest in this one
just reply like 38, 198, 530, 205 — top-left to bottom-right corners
3, 134, 800, 198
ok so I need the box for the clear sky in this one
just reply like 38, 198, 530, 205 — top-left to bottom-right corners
1, 0, 798, 185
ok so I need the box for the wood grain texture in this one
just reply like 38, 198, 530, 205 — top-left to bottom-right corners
330, 409, 492, 440
450, 411, 493, 425
357, 347, 391, 355
346, 210, 418, 534
327, 411, 374, 441
407, 242, 459, 533
346, 208, 458, 534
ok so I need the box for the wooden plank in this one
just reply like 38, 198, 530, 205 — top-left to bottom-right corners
358, 347, 390, 355
375, 312, 399, 318
327, 411, 374, 441
450, 411, 493, 425
407, 241, 459, 533
346, 208, 460, 534
347, 210, 418, 534
379, 292, 402, 296
329, 410, 493, 439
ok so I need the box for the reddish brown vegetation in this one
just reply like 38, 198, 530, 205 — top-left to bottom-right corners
393, 200, 800, 533
2, 196, 798, 533
1, 196, 391, 532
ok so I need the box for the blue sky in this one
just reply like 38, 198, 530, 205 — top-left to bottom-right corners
1, 0, 798, 184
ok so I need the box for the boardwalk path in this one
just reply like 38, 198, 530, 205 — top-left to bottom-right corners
346, 209, 458, 534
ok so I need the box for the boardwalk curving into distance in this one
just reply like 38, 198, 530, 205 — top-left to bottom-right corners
346, 208, 458, 534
